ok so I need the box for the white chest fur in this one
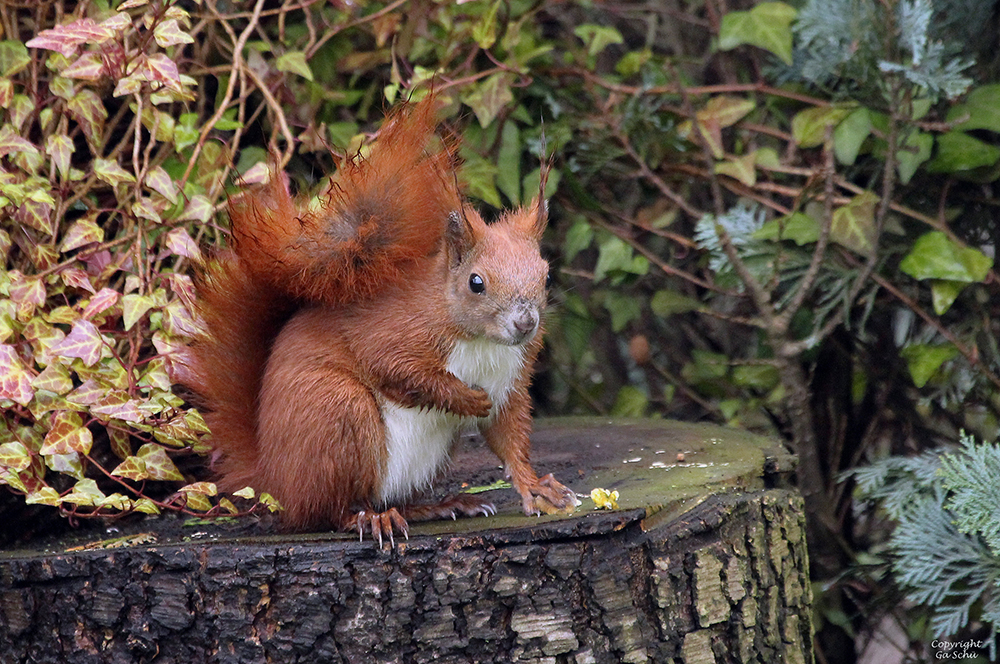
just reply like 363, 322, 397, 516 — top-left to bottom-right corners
377, 338, 528, 505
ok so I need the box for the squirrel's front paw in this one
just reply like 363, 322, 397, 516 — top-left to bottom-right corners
450, 386, 492, 418
521, 473, 580, 516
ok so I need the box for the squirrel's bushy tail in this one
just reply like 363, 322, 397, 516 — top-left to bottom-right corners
229, 98, 460, 303
187, 98, 458, 487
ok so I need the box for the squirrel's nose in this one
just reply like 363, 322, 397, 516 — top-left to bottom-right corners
513, 306, 539, 335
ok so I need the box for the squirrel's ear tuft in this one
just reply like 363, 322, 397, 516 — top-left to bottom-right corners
446, 208, 485, 265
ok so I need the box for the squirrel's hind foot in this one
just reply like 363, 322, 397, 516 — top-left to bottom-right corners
519, 473, 580, 516
402, 494, 497, 522
350, 507, 409, 547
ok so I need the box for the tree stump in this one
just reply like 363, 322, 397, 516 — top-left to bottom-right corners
0, 418, 812, 664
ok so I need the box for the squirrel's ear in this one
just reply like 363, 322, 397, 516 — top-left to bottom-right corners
446, 209, 483, 265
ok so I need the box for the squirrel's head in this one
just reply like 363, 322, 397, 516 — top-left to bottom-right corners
445, 198, 549, 346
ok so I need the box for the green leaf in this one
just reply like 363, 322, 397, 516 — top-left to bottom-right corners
563, 218, 594, 263
900, 344, 959, 388
792, 106, 853, 148
497, 121, 521, 204
946, 84, 1000, 133
462, 73, 513, 128
594, 237, 648, 282
610, 385, 648, 417
0, 41, 30, 77
717, 2, 796, 65
754, 212, 820, 245
275, 51, 313, 81
460, 149, 501, 207
929, 280, 967, 315
833, 108, 871, 165
899, 231, 993, 283
603, 293, 641, 332
573, 24, 624, 57
732, 364, 780, 390
650, 290, 701, 316
472, 0, 501, 49
831, 191, 878, 255
926, 132, 1000, 173
896, 132, 933, 185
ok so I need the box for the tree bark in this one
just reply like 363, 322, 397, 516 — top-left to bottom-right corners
0, 418, 812, 664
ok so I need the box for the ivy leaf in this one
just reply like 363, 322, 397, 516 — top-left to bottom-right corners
31, 363, 73, 394
497, 121, 521, 204
179, 195, 214, 223
136, 443, 184, 481
900, 344, 959, 388
121, 293, 154, 331
153, 18, 195, 48
81, 287, 121, 319
66, 89, 107, 149
603, 293, 642, 332
62, 478, 105, 507
94, 158, 136, 187
25, 18, 114, 57
754, 212, 820, 245
831, 191, 878, 255
61, 52, 107, 80
573, 24, 623, 57
594, 236, 649, 282
0, 441, 31, 474
946, 84, 1000, 133
0, 345, 34, 406
40, 411, 93, 455
714, 151, 759, 186
164, 228, 203, 262
717, 2, 797, 65
650, 290, 701, 316
25, 486, 63, 507
45, 134, 74, 179
144, 166, 178, 204
110, 455, 148, 481
275, 51, 313, 81
0, 124, 39, 159
472, 0, 501, 49
52, 319, 104, 366
929, 280, 967, 315
131, 197, 161, 223
792, 105, 853, 148
926, 132, 1000, 173
833, 107, 871, 165
60, 215, 105, 252
462, 73, 513, 128
900, 231, 993, 283
896, 132, 933, 184
0, 41, 30, 77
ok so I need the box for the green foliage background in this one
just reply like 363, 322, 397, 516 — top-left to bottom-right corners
2, 0, 1000, 660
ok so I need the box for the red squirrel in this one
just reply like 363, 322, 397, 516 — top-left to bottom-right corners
186, 99, 577, 541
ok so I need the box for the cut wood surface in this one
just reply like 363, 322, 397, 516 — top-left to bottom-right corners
0, 417, 812, 664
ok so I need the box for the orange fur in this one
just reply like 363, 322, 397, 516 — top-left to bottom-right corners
186, 99, 576, 534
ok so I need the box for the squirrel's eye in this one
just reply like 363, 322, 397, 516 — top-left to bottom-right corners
545, 272, 553, 288
469, 273, 485, 294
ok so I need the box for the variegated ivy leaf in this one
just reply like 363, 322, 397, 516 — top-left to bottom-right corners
60, 214, 105, 252
66, 89, 107, 148
25, 486, 62, 506
111, 455, 148, 481
62, 478, 105, 507
0, 124, 38, 159
164, 228, 202, 262
138, 357, 171, 391
136, 443, 184, 481
145, 166, 179, 204
25, 18, 116, 57
44, 450, 84, 479
31, 363, 73, 394
121, 292, 154, 331
52, 319, 104, 366
40, 411, 92, 455
131, 197, 161, 223
61, 52, 106, 80
8, 271, 46, 309
66, 378, 104, 406
94, 158, 136, 187
0, 344, 31, 406
91, 391, 144, 423
0, 441, 31, 473
45, 133, 74, 179
162, 299, 200, 338
60, 267, 97, 294
81, 287, 120, 319
154, 19, 195, 48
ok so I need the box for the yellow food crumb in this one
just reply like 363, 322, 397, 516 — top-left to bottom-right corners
590, 487, 619, 510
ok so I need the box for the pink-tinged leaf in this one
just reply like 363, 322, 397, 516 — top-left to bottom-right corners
121, 293, 154, 331
32, 363, 73, 394
60, 215, 105, 252
67, 89, 107, 149
82, 287, 120, 319
15, 199, 55, 236
66, 378, 105, 406
46, 133, 74, 179
118, 0, 149, 10
113, 71, 142, 97
91, 391, 144, 423
82, 250, 113, 278
0, 344, 35, 406
61, 267, 98, 294
0, 124, 39, 158
0, 442, 31, 473
8, 272, 46, 308
61, 52, 107, 81
162, 299, 200, 338
179, 195, 214, 223
94, 158, 136, 187
25, 19, 115, 57
145, 53, 183, 92
110, 455, 148, 481
136, 443, 184, 481
144, 166, 178, 204
52, 319, 104, 366
131, 196, 161, 223
99, 13, 132, 35
153, 19, 194, 48
40, 411, 93, 455
164, 228, 202, 262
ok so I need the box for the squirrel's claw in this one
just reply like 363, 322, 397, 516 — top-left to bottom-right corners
519, 473, 580, 516
350, 508, 409, 546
